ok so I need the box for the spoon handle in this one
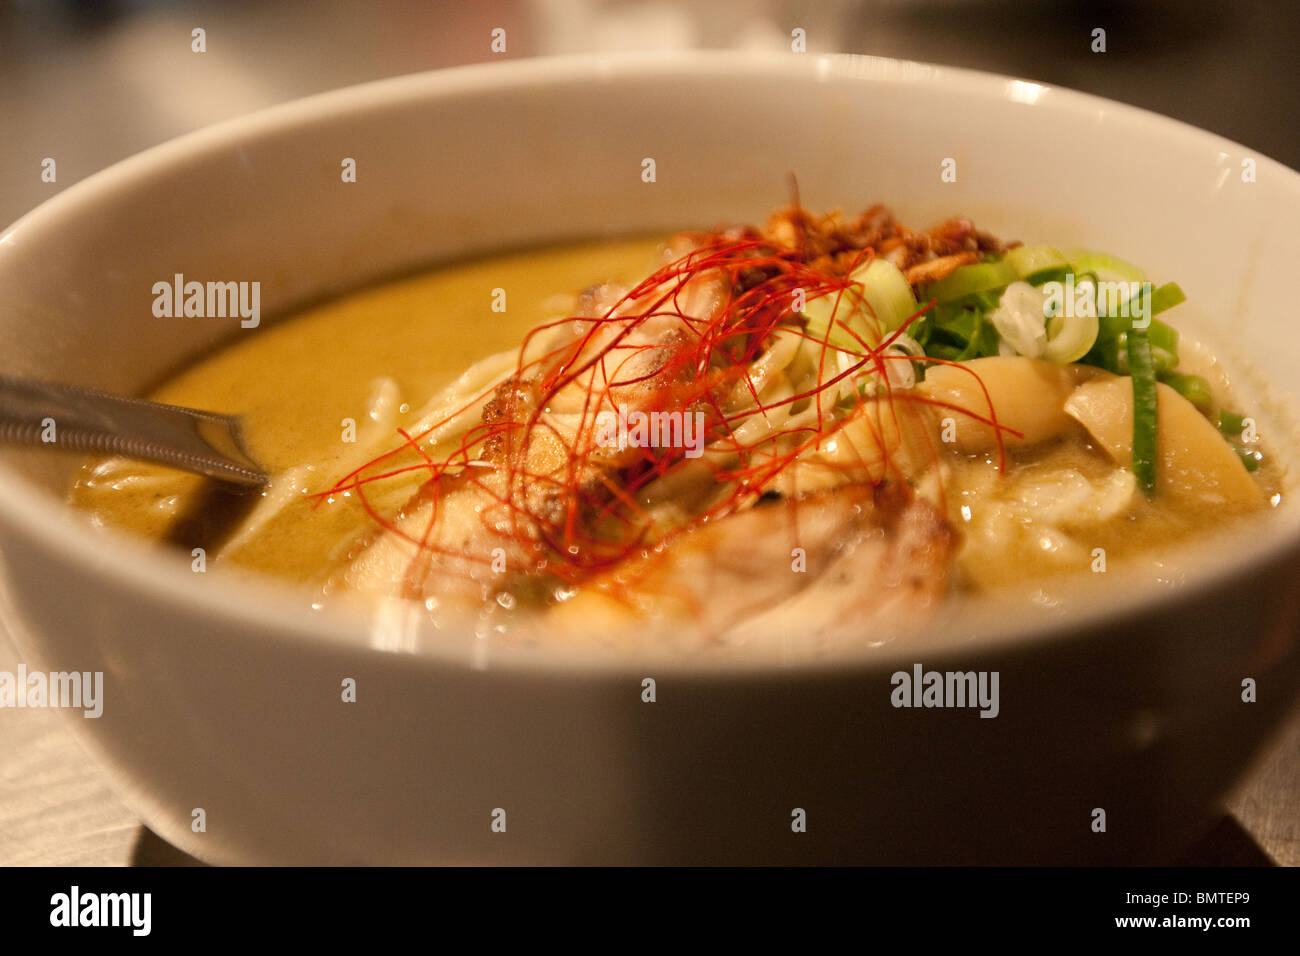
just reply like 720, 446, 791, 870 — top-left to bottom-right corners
0, 375, 269, 487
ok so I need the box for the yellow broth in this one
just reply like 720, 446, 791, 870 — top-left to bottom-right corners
71, 237, 664, 584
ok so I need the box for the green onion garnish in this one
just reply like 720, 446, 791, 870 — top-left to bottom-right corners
1217, 409, 1246, 438
1161, 372, 1213, 413
1061, 249, 1147, 284
922, 260, 1016, 303
1003, 245, 1069, 285
1235, 447, 1263, 473
1127, 327, 1159, 495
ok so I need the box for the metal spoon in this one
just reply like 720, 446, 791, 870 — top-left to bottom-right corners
0, 375, 269, 487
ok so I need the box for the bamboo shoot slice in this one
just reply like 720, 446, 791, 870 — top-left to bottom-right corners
917, 356, 1090, 453
1064, 376, 1262, 510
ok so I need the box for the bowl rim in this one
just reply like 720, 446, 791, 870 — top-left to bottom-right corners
3, 48, 1300, 677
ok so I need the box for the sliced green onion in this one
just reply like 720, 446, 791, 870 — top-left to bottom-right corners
1101, 281, 1186, 331
955, 315, 998, 361
1082, 333, 1120, 373
987, 281, 1050, 357
1061, 249, 1147, 284
801, 258, 918, 348
1160, 372, 1213, 413
1004, 245, 1069, 285
921, 259, 1017, 303
1218, 409, 1247, 438
1042, 306, 1101, 364
801, 291, 870, 351
1115, 337, 1177, 374
936, 308, 978, 342
1107, 321, 1179, 360
1149, 282, 1187, 316
1149, 319, 1179, 354
1127, 328, 1159, 495
925, 303, 1000, 360
853, 258, 918, 332
1215, 409, 1262, 471
1103, 322, 1178, 359
926, 343, 962, 361
1151, 346, 1178, 373
910, 316, 934, 349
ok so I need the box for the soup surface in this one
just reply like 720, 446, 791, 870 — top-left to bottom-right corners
74, 238, 662, 581
70, 209, 1284, 649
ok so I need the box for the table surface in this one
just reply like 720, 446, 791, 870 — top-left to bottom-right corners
1, 0, 1297, 866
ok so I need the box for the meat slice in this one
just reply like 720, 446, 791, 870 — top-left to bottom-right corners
549, 482, 956, 645
723, 484, 957, 648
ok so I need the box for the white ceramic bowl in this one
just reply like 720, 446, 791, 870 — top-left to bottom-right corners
2, 52, 1299, 864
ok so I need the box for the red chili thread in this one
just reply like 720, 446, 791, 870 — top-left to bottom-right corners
315, 224, 1013, 591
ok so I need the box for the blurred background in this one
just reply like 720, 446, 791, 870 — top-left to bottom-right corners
1, 0, 1297, 864
3, 0, 1300, 227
